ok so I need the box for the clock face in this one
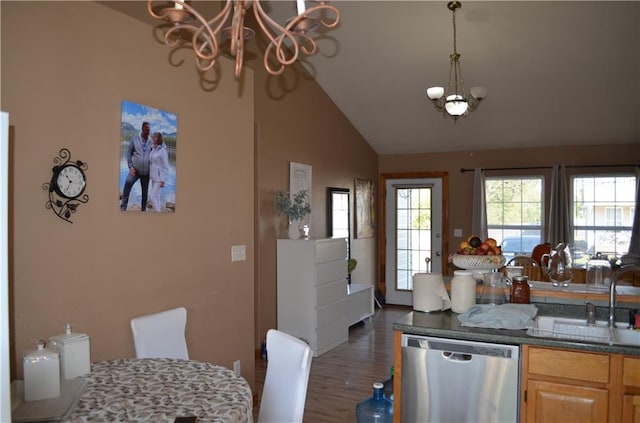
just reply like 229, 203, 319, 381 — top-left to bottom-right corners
55, 164, 86, 199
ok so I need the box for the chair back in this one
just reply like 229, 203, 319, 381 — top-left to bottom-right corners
506, 255, 542, 281
130, 307, 189, 359
531, 243, 552, 267
258, 329, 313, 423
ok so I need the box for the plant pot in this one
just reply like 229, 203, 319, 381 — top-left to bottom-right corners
288, 221, 301, 239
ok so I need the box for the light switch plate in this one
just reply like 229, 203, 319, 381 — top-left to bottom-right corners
231, 245, 246, 262
454, 228, 463, 237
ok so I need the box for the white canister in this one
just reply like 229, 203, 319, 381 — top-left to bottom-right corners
450, 270, 477, 313
23, 339, 61, 401
49, 324, 91, 379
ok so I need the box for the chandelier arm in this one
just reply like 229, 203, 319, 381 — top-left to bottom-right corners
430, 100, 445, 113
148, 0, 223, 71
468, 96, 483, 111
446, 56, 455, 99
200, 0, 234, 39
235, 49, 244, 78
229, 1, 250, 56
147, 0, 167, 20
293, 32, 318, 56
283, 3, 340, 56
253, 1, 300, 75
193, 36, 218, 71
289, 2, 341, 30
313, 2, 341, 28
263, 37, 294, 75
455, 58, 467, 100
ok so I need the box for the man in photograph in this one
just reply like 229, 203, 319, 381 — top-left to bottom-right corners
120, 121, 152, 211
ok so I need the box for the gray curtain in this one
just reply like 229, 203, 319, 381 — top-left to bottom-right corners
547, 165, 571, 247
622, 166, 640, 264
472, 168, 488, 240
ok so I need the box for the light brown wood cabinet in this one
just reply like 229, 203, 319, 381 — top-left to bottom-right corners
623, 357, 640, 423
522, 345, 640, 423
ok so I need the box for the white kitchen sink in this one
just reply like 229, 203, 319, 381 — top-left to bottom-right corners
613, 328, 640, 346
527, 315, 640, 346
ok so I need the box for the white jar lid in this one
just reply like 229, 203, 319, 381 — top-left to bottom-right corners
453, 270, 473, 276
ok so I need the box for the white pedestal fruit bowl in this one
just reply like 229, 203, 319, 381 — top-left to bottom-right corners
452, 236, 506, 280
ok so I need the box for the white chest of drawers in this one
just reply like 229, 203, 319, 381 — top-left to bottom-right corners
276, 238, 349, 357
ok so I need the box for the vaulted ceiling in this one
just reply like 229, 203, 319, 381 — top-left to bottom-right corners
103, 1, 640, 155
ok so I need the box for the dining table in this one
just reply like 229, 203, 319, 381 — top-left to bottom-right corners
63, 357, 253, 423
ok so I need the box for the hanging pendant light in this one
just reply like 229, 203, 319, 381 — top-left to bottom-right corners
426, 1, 486, 121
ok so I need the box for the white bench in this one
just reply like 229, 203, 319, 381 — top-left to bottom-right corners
347, 283, 374, 326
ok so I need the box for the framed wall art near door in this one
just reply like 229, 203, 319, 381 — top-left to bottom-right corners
290, 161, 312, 201
355, 178, 375, 239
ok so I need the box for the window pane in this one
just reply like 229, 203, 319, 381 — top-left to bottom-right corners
572, 175, 635, 259
486, 176, 544, 260
396, 209, 409, 230
330, 191, 349, 239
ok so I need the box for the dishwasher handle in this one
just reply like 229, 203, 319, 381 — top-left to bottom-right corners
442, 351, 472, 361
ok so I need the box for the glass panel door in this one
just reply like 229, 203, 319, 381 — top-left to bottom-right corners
385, 178, 443, 305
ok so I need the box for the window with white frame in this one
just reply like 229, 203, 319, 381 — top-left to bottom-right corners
485, 176, 544, 259
572, 175, 635, 260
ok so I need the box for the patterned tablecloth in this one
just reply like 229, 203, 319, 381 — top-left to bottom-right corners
64, 358, 253, 423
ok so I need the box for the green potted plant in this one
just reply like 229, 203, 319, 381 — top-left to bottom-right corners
274, 190, 311, 239
348, 258, 357, 283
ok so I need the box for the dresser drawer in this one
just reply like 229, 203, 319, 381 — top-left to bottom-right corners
317, 298, 346, 328
316, 279, 347, 308
315, 239, 347, 264
528, 347, 610, 383
316, 260, 348, 286
316, 318, 348, 354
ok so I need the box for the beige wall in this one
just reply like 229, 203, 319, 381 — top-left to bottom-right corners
2, 2, 256, 386
380, 143, 640, 275
250, 38, 378, 347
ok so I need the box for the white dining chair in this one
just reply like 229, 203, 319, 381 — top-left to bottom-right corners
130, 306, 189, 359
258, 329, 313, 423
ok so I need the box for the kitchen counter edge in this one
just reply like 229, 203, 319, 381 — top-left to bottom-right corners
393, 310, 640, 356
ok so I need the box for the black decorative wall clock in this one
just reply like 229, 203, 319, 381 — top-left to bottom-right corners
42, 148, 89, 223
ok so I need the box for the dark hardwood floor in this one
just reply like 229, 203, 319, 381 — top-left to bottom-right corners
253, 305, 412, 422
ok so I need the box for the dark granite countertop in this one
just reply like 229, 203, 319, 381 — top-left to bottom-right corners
393, 304, 640, 356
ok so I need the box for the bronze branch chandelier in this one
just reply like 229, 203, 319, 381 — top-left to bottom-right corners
147, 0, 340, 78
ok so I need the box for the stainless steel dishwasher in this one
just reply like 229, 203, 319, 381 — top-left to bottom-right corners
401, 334, 520, 423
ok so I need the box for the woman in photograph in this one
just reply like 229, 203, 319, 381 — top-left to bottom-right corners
149, 132, 169, 212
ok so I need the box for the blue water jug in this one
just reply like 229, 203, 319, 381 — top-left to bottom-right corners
355, 382, 393, 422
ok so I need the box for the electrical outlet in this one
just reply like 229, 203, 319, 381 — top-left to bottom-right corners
233, 360, 241, 377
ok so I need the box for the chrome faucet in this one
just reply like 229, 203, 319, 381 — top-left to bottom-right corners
608, 265, 640, 328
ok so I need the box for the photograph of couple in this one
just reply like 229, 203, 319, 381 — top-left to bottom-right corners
120, 100, 177, 213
